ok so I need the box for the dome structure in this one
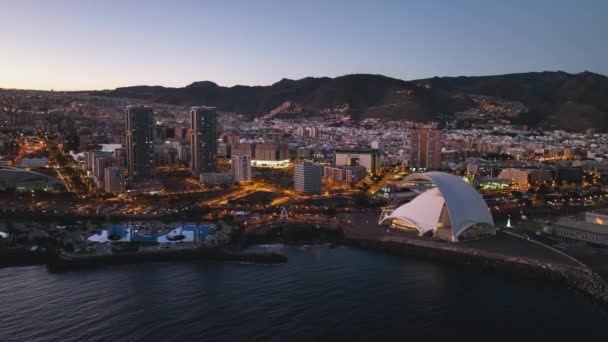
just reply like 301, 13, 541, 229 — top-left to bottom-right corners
380, 172, 495, 242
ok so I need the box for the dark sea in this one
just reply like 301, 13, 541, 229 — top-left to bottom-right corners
1, 244, 607, 341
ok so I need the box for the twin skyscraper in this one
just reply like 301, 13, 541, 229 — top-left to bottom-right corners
124, 105, 218, 184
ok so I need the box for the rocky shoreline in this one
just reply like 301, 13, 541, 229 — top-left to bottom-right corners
0, 248, 47, 268
46, 247, 287, 271
0, 246, 287, 270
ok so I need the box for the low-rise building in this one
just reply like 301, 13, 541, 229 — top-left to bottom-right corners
323, 165, 366, 184
555, 166, 583, 184
19, 156, 49, 168
0, 166, 62, 192
498, 168, 529, 188
334, 148, 379, 175
127, 180, 163, 195
544, 218, 608, 246
585, 210, 608, 225
200, 172, 234, 185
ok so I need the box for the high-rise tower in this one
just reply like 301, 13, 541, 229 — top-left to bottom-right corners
409, 126, 441, 170
190, 106, 217, 176
125, 106, 155, 182
231, 155, 252, 182
294, 162, 323, 194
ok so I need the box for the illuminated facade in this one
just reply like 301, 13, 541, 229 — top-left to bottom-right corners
498, 168, 530, 188
585, 210, 608, 226
334, 148, 378, 174
380, 172, 495, 242
232, 142, 290, 168
497, 168, 552, 188
323, 165, 366, 184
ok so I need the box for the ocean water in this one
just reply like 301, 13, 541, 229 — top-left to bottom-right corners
1, 244, 606, 341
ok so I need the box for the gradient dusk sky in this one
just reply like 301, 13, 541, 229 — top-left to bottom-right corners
1, 0, 606, 90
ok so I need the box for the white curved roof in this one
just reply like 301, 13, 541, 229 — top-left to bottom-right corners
381, 172, 494, 241
387, 187, 445, 234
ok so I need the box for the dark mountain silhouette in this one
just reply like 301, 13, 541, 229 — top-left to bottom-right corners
94, 71, 608, 130
418, 71, 608, 130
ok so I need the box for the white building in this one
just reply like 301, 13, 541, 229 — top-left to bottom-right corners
498, 168, 530, 188
379, 172, 495, 242
334, 148, 378, 174
294, 162, 322, 194
231, 155, 252, 182
323, 165, 366, 184
544, 218, 608, 246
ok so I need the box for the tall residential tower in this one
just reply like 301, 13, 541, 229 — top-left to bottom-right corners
231, 155, 252, 182
409, 125, 441, 170
190, 106, 217, 176
125, 106, 155, 183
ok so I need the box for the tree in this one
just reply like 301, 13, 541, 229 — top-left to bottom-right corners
353, 194, 371, 208
325, 205, 337, 217
6, 221, 19, 245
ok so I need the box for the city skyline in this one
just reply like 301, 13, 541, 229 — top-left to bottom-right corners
1, 0, 607, 90
3, 1, 608, 339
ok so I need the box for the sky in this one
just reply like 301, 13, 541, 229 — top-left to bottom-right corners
0, 0, 607, 90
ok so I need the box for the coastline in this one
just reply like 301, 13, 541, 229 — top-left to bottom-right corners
46, 246, 287, 271
3, 218, 608, 307
343, 237, 608, 306
0, 248, 47, 268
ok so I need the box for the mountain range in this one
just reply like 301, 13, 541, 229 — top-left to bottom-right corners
94, 71, 608, 131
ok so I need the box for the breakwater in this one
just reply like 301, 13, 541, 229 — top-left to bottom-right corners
344, 237, 608, 306
0, 248, 47, 267
46, 247, 287, 271
0, 247, 287, 271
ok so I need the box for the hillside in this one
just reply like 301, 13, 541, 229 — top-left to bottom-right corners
93, 71, 608, 130
418, 71, 608, 130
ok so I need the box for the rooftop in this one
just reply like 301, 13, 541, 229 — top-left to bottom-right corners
334, 148, 379, 154
553, 218, 608, 235
590, 209, 608, 216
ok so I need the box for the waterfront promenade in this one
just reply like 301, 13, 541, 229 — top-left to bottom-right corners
340, 212, 582, 268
